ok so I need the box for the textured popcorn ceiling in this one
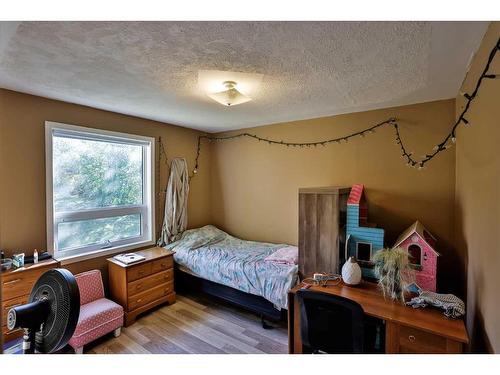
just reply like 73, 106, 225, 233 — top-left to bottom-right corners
0, 22, 488, 132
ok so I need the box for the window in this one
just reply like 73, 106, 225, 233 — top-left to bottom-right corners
46, 122, 155, 261
356, 242, 372, 262
408, 244, 422, 266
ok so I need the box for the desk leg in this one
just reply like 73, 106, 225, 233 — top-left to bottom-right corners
446, 340, 463, 353
287, 292, 294, 354
288, 293, 303, 354
385, 321, 399, 353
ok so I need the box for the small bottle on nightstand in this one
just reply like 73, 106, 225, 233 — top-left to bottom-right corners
33, 249, 38, 264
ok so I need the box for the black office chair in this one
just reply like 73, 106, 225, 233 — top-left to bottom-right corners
297, 289, 383, 354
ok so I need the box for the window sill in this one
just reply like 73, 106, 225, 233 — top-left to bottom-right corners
55, 240, 156, 265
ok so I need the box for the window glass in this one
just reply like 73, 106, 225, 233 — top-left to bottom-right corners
57, 214, 141, 251
53, 136, 143, 211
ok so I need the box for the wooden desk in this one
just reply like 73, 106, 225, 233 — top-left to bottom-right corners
288, 281, 469, 354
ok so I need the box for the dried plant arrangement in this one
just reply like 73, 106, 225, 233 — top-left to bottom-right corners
373, 247, 415, 302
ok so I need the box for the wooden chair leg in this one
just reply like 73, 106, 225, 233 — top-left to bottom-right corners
113, 327, 122, 337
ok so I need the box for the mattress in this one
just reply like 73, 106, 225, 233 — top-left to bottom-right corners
164, 225, 298, 309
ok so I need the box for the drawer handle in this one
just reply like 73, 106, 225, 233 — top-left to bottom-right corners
4, 279, 21, 285
408, 335, 416, 342
138, 270, 145, 275
135, 283, 143, 289
136, 298, 142, 303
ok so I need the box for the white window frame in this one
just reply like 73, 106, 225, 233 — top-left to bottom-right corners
45, 121, 155, 264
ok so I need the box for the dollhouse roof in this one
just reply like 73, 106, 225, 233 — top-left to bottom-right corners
347, 184, 364, 205
393, 220, 440, 256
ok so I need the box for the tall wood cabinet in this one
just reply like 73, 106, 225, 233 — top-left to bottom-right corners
298, 187, 350, 279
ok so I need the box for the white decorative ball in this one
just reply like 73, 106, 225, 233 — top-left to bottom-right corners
342, 257, 362, 285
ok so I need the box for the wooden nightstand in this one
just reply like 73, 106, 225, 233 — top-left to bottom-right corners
1, 259, 60, 343
107, 247, 176, 326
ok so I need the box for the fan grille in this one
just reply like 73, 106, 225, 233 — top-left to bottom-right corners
29, 269, 80, 353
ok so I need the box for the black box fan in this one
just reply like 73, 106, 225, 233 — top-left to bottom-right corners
7, 268, 80, 354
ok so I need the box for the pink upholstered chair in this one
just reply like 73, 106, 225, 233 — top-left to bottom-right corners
68, 270, 124, 354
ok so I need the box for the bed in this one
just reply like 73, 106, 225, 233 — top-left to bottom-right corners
163, 225, 299, 321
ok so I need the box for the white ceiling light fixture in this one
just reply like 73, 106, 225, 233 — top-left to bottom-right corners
198, 70, 263, 108
207, 80, 252, 107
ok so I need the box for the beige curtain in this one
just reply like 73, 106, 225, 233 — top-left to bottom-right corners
157, 158, 189, 246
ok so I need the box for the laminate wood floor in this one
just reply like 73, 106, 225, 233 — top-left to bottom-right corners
84, 292, 289, 354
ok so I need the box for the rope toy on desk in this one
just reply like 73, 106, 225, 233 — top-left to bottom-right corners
301, 273, 342, 288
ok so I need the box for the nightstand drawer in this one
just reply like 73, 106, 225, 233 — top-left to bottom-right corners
399, 325, 447, 353
128, 282, 174, 311
2, 295, 29, 327
152, 257, 173, 273
127, 262, 153, 282
128, 269, 173, 297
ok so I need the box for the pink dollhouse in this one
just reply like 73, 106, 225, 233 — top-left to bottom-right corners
393, 221, 439, 292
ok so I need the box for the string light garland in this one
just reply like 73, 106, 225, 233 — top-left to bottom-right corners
191, 37, 499, 176
158, 136, 168, 166
407, 36, 500, 170
156, 136, 169, 230
192, 118, 396, 175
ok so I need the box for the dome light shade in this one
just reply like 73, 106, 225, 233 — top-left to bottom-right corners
207, 81, 252, 106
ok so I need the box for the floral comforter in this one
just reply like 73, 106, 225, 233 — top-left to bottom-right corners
164, 225, 298, 309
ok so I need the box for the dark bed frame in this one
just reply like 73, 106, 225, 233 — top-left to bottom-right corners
175, 267, 287, 324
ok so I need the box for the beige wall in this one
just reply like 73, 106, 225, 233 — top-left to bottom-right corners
455, 23, 500, 353
210, 99, 459, 292
0, 89, 211, 279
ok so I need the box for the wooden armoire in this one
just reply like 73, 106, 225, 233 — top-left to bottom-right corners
298, 186, 350, 279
